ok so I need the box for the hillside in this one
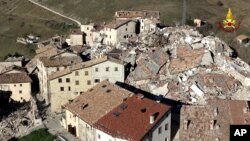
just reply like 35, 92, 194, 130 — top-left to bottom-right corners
36, 0, 250, 63
0, 0, 75, 60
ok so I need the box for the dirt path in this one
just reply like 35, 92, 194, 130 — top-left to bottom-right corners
28, 0, 81, 27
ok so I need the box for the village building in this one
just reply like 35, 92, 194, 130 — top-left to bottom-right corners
0, 65, 32, 102
180, 98, 250, 141
68, 29, 84, 46
36, 52, 82, 104
103, 20, 136, 46
47, 55, 126, 112
94, 95, 172, 141
0, 56, 24, 72
62, 81, 133, 141
236, 34, 249, 45
114, 10, 160, 33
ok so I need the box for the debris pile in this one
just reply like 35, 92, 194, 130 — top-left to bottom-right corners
118, 26, 250, 104
0, 102, 37, 140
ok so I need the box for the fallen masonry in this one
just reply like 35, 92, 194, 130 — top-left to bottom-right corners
119, 26, 250, 104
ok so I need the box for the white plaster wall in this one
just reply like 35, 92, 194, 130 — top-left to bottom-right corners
91, 61, 124, 84
144, 112, 171, 141
0, 83, 31, 102
70, 34, 83, 46
81, 24, 94, 45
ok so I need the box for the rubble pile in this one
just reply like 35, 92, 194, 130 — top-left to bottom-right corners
121, 26, 250, 104
0, 103, 35, 140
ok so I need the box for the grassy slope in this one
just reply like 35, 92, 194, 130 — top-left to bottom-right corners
0, 0, 75, 60
38, 0, 250, 62
19, 129, 55, 141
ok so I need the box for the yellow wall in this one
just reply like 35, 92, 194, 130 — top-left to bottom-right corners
0, 82, 31, 102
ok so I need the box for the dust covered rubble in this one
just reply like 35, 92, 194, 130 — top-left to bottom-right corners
0, 101, 40, 140
122, 26, 250, 105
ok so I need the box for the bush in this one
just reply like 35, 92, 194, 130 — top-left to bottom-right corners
19, 129, 55, 141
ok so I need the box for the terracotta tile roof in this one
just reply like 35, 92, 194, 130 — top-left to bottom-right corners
48, 68, 71, 80
0, 73, 32, 84
35, 45, 55, 54
64, 81, 132, 125
115, 10, 160, 20
71, 56, 125, 71
94, 95, 171, 141
169, 45, 204, 74
69, 45, 86, 54
39, 56, 82, 67
0, 65, 26, 74
105, 20, 134, 29
180, 99, 250, 141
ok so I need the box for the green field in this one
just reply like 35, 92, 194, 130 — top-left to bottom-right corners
19, 129, 55, 141
0, 0, 75, 60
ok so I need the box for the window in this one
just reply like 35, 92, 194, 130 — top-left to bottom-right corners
75, 71, 79, 76
85, 71, 89, 76
87, 80, 91, 85
14, 84, 16, 87
19, 90, 22, 94
57, 67, 60, 71
68, 87, 71, 91
124, 35, 126, 39
98, 134, 101, 139
95, 79, 100, 83
20, 84, 22, 87
87, 27, 89, 30
58, 78, 62, 83
165, 137, 169, 141
158, 126, 162, 134
64, 66, 67, 69
106, 67, 109, 72
109, 35, 111, 39
60, 87, 64, 91
66, 78, 70, 83
165, 123, 169, 130
75, 81, 79, 85
95, 68, 98, 72
115, 67, 118, 71
125, 28, 127, 31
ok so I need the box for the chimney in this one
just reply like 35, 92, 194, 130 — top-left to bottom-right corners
150, 114, 155, 124
137, 94, 144, 100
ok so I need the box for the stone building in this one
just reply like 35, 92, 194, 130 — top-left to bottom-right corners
0, 66, 32, 102
47, 56, 126, 112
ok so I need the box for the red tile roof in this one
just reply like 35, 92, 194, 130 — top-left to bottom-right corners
94, 95, 171, 141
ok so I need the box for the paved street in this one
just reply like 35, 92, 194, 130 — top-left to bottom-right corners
44, 116, 81, 141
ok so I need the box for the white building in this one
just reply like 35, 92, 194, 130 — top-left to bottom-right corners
0, 66, 32, 102
69, 29, 84, 46
47, 55, 126, 112
62, 81, 132, 141
94, 95, 172, 141
36, 52, 82, 104
103, 20, 136, 46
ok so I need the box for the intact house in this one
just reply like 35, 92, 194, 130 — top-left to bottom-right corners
180, 98, 250, 141
47, 55, 126, 112
36, 51, 82, 104
81, 20, 136, 46
61, 81, 133, 141
62, 80, 172, 141
235, 34, 249, 45
0, 65, 32, 102
68, 29, 84, 46
94, 95, 172, 141
114, 10, 160, 34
